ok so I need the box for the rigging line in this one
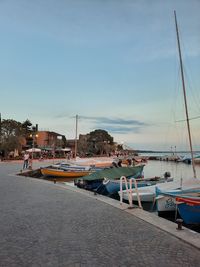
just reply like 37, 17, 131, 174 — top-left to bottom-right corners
170, 66, 180, 125
175, 27, 200, 114
184, 70, 200, 114
175, 115, 200, 123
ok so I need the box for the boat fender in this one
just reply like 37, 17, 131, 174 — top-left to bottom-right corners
103, 178, 109, 185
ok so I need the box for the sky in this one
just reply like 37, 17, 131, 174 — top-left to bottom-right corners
0, 0, 200, 151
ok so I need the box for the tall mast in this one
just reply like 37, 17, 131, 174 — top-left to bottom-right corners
74, 114, 78, 159
174, 10, 197, 178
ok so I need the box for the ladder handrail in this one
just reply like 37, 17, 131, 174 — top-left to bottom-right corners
120, 176, 132, 207
119, 176, 143, 209
129, 178, 143, 209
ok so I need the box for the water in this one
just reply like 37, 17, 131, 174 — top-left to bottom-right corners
143, 160, 200, 181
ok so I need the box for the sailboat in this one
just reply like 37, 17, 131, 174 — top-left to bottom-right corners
156, 11, 200, 222
119, 12, 200, 221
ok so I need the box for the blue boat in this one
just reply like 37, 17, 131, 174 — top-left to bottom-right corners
176, 195, 200, 224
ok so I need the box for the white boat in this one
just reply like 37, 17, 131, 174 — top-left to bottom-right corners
156, 180, 200, 213
156, 191, 178, 212
156, 187, 200, 214
124, 189, 155, 202
119, 176, 200, 209
119, 178, 175, 203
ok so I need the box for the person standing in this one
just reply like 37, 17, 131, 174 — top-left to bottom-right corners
23, 152, 30, 169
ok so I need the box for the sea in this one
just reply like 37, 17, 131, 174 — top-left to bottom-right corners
142, 159, 200, 180
139, 152, 200, 180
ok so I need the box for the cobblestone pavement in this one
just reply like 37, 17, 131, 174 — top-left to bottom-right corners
0, 162, 200, 267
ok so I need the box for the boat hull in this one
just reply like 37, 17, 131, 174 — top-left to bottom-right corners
156, 195, 177, 213
156, 189, 200, 213
178, 203, 200, 224
176, 196, 200, 224
120, 186, 156, 203
101, 177, 173, 196
41, 168, 91, 178
99, 179, 150, 195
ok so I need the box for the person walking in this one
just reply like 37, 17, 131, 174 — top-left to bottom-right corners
23, 152, 30, 169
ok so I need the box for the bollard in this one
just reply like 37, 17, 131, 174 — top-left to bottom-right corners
54, 179, 56, 184
176, 218, 183, 230
93, 189, 97, 195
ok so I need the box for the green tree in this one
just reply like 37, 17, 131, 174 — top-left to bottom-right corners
1, 119, 21, 140
1, 119, 22, 153
87, 129, 114, 155
21, 119, 33, 135
1, 119, 33, 155
88, 129, 113, 144
62, 135, 67, 148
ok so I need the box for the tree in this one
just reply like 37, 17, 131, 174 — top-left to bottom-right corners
87, 129, 114, 155
61, 135, 67, 148
21, 119, 33, 135
0, 119, 33, 155
88, 129, 113, 145
1, 119, 21, 140
1, 119, 22, 153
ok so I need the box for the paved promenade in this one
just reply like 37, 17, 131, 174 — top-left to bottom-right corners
0, 160, 200, 267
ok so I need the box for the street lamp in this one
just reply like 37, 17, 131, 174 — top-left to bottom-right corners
30, 133, 38, 169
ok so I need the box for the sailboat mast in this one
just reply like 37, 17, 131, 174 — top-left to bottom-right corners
74, 114, 78, 159
174, 10, 197, 178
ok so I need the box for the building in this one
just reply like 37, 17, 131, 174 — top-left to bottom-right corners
32, 131, 67, 150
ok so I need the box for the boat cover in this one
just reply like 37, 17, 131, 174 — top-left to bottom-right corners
77, 165, 145, 181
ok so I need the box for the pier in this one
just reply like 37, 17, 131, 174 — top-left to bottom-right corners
0, 160, 200, 266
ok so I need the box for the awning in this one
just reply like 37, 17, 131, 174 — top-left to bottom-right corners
26, 148, 41, 153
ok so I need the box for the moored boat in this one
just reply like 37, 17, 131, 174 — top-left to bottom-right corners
41, 167, 93, 178
176, 195, 200, 224
74, 165, 145, 191
97, 175, 173, 196
156, 185, 200, 215
119, 178, 174, 204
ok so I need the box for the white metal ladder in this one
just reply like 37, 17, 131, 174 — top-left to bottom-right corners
119, 176, 143, 209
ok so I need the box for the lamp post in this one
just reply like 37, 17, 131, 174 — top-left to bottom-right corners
74, 115, 78, 159
0, 113, 2, 148
30, 133, 38, 169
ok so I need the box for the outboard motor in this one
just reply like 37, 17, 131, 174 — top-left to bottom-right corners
112, 161, 118, 168
164, 171, 171, 180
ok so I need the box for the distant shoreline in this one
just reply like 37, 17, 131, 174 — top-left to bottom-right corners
137, 150, 200, 154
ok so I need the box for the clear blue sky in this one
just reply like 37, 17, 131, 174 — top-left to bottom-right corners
1, 0, 200, 151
